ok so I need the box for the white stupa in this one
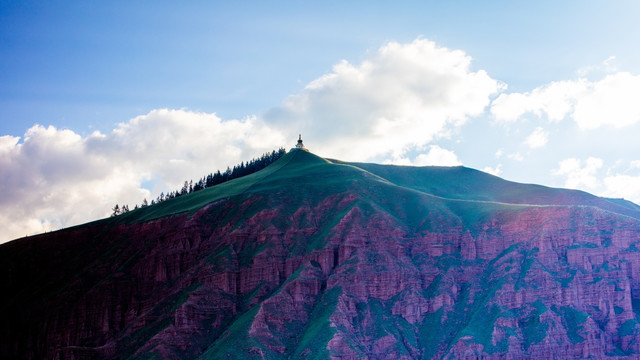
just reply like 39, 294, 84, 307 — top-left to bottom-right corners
290, 134, 309, 152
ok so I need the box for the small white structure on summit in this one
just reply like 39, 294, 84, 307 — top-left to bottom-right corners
291, 134, 309, 152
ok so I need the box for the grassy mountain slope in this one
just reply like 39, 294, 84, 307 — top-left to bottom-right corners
344, 161, 640, 219
3, 150, 640, 359
109, 150, 640, 228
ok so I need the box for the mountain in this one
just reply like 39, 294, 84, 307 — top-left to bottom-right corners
2, 149, 640, 359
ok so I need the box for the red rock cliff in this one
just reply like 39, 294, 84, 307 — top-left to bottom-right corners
2, 150, 640, 359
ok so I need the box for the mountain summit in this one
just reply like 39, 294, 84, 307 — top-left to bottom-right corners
2, 150, 640, 359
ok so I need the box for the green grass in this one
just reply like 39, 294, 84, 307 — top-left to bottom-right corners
60, 148, 640, 242
568, 242, 599, 249
348, 161, 640, 219
618, 319, 637, 337
121, 317, 173, 360
104, 150, 301, 225
423, 274, 442, 299
553, 306, 589, 343
302, 200, 359, 253
292, 286, 342, 359
118, 282, 205, 359
519, 300, 549, 350
633, 298, 640, 319
418, 307, 446, 359
199, 305, 264, 360
170, 282, 202, 311
460, 303, 503, 352
515, 248, 539, 291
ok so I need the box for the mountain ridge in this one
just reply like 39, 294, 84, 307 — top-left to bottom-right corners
101, 150, 640, 229
2, 150, 640, 359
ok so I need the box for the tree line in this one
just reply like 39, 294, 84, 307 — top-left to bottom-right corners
112, 148, 287, 216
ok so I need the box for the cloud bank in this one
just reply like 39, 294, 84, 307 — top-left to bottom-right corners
0, 110, 284, 242
553, 157, 640, 206
266, 38, 503, 162
491, 72, 640, 129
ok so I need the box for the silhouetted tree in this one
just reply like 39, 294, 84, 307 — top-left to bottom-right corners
180, 181, 189, 196
128, 147, 287, 210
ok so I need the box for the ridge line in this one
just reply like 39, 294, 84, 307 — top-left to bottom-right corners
236, 150, 300, 195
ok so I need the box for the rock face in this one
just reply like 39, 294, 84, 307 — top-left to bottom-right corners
2, 150, 640, 359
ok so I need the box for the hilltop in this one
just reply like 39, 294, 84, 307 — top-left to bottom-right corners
2, 150, 640, 359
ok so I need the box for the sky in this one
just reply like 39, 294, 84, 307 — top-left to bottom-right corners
2, 0, 640, 243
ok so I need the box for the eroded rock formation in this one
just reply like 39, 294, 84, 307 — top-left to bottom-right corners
2, 150, 640, 359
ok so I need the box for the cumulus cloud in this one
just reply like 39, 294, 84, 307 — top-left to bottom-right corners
602, 174, 640, 203
482, 164, 503, 177
553, 157, 603, 190
413, 145, 462, 166
266, 38, 503, 162
572, 72, 640, 129
491, 79, 587, 122
0, 110, 285, 243
550, 158, 640, 205
599, 160, 640, 204
491, 72, 640, 130
525, 127, 548, 148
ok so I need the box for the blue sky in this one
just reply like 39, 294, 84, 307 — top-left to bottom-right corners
2, 1, 640, 242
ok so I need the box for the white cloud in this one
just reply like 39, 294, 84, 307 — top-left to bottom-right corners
599, 160, 640, 204
91, 109, 285, 187
413, 145, 462, 166
491, 72, 640, 130
266, 38, 503, 161
553, 157, 603, 190
572, 72, 640, 129
482, 164, 503, 177
491, 79, 587, 122
507, 152, 524, 162
525, 127, 548, 148
577, 56, 618, 77
0, 110, 285, 243
549, 158, 640, 205
602, 174, 640, 203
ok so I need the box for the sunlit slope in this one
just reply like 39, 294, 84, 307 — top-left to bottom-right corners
110, 150, 640, 228
110, 149, 300, 223
108, 150, 514, 232
345, 161, 640, 219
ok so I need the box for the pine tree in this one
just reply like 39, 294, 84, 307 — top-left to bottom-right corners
127, 147, 287, 211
